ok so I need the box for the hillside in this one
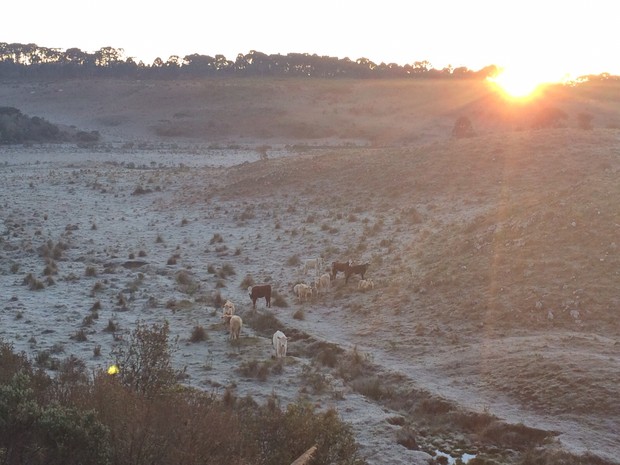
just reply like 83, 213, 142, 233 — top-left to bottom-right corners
1, 77, 620, 464
1, 77, 619, 146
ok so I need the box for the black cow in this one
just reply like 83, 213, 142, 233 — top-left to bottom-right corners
345, 263, 369, 283
248, 284, 272, 309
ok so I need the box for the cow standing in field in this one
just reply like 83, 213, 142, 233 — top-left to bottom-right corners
248, 284, 272, 309
221, 299, 235, 320
358, 279, 374, 291
293, 283, 313, 302
221, 313, 241, 341
303, 257, 324, 276
331, 260, 352, 280
272, 330, 288, 358
316, 273, 331, 295
345, 263, 370, 284
229, 315, 242, 340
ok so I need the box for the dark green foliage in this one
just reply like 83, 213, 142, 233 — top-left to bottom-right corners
0, 344, 109, 465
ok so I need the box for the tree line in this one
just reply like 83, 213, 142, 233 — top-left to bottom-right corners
0, 42, 500, 79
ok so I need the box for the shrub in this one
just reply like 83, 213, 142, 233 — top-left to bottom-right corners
452, 115, 475, 138
240, 274, 255, 289
0, 372, 110, 464
111, 320, 181, 396
220, 263, 236, 277
189, 325, 208, 342
271, 290, 288, 308
0, 340, 366, 465
71, 329, 88, 342
103, 319, 118, 333
210, 233, 224, 244
238, 359, 271, 381
243, 311, 282, 337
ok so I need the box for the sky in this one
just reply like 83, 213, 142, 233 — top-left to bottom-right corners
4, 0, 618, 80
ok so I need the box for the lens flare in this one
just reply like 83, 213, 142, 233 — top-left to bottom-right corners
107, 364, 119, 375
488, 68, 545, 99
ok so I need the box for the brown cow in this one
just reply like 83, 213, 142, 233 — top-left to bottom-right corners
331, 260, 352, 280
345, 263, 369, 283
248, 284, 272, 309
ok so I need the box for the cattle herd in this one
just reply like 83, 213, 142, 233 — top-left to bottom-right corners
220, 258, 370, 359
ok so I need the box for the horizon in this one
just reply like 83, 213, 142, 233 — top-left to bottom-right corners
4, 1, 620, 82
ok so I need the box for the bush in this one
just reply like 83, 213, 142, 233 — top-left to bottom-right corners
189, 325, 208, 342
240, 274, 255, 289
0, 338, 367, 465
112, 321, 181, 396
452, 116, 475, 138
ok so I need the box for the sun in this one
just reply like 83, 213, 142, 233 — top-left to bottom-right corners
488, 68, 547, 100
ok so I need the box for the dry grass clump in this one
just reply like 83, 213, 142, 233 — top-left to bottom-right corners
238, 359, 272, 381
349, 375, 393, 401
218, 263, 236, 278
175, 270, 200, 295
310, 341, 343, 368
240, 274, 255, 289
90, 281, 104, 296
103, 318, 119, 333
243, 311, 282, 337
271, 290, 288, 308
38, 239, 67, 260
189, 325, 208, 342
209, 233, 224, 244
300, 364, 329, 394
70, 329, 88, 342
43, 259, 58, 276
22, 273, 45, 290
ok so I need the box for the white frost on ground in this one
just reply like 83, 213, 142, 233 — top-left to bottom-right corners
0, 146, 431, 465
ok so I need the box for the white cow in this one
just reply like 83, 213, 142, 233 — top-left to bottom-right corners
316, 272, 331, 295
229, 315, 242, 340
272, 330, 288, 358
222, 299, 235, 319
293, 283, 313, 302
303, 257, 324, 276
358, 279, 375, 291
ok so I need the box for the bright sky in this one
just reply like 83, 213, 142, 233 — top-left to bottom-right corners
4, 0, 618, 79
